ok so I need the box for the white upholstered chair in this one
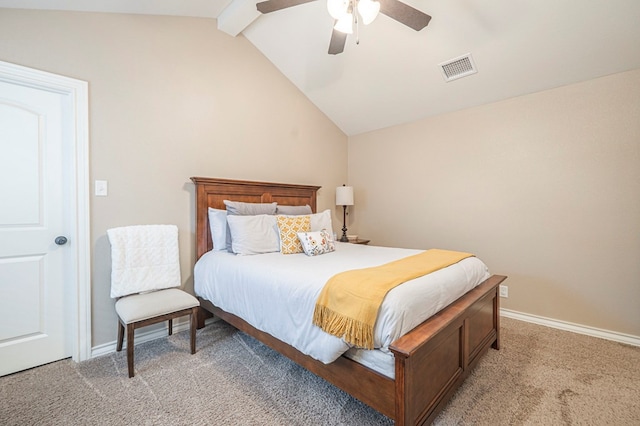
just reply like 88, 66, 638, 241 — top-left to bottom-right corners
107, 224, 199, 378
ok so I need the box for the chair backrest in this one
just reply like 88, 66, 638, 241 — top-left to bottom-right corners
107, 224, 181, 298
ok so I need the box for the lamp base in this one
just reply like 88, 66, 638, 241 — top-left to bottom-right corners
340, 205, 349, 242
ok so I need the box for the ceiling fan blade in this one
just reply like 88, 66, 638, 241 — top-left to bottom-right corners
328, 28, 348, 55
378, 0, 432, 31
256, 0, 318, 14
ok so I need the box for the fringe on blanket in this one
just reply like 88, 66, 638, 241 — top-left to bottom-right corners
313, 305, 375, 350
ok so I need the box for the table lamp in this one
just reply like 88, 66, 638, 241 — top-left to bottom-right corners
335, 185, 354, 242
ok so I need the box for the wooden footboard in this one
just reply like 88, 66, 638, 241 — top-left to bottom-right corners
390, 274, 505, 425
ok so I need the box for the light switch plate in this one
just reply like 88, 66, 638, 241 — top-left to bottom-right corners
95, 180, 108, 196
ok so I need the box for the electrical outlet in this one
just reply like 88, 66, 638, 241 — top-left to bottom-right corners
499, 285, 508, 298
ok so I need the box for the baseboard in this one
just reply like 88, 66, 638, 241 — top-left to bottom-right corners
91, 317, 219, 359
500, 308, 640, 347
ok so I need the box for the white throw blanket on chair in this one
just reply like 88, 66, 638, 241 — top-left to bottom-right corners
108, 225, 181, 298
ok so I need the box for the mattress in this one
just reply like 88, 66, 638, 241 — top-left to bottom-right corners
194, 242, 490, 378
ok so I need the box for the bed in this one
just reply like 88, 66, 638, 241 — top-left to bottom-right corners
191, 176, 507, 425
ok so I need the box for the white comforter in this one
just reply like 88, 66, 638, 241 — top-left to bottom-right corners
194, 243, 490, 364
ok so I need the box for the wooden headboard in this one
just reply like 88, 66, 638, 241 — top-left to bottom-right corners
191, 177, 321, 259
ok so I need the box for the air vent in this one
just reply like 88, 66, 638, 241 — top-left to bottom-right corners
439, 53, 477, 82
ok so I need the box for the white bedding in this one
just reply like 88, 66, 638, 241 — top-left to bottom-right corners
194, 242, 490, 374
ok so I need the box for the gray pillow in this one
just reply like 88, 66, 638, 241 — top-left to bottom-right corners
223, 200, 277, 215
276, 204, 313, 215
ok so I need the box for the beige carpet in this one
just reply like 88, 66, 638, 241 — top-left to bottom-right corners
1, 317, 639, 425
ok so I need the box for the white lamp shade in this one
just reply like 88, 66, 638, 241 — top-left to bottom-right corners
336, 186, 354, 206
327, 0, 349, 20
334, 13, 354, 34
357, 0, 380, 25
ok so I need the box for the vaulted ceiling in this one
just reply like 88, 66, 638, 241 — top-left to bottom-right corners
3, 0, 640, 135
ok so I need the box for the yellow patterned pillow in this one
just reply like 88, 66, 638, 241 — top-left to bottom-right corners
276, 215, 311, 254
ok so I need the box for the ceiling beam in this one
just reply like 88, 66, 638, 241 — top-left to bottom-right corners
217, 0, 261, 37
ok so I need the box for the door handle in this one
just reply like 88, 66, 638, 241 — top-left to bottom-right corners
54, 236, 68, 245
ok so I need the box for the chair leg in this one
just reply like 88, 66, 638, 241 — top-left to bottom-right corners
127, 323, 135, 378
168, 319, 173, 336
116, 320, 124, 352
190, 307, 198, 355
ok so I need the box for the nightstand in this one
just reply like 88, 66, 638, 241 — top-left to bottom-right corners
350, 238, 370, 245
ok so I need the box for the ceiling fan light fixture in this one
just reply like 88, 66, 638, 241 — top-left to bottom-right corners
257, 0, 432, 55
334, 13, 354, 34
357, 0, 380, 25
327, 0, 349, 20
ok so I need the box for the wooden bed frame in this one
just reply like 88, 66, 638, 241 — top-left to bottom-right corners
191, 176, 507, 425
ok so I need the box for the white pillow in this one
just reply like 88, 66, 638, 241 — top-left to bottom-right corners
226, 214, 280, 255
298, 230, 336, 256
310, 209, 333, 234
208, 207, 231, 252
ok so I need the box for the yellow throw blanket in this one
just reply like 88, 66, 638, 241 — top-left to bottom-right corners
312, 249, 474, 349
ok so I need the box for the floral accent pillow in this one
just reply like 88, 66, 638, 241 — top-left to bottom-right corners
276, 215, 311, 254
297, 230, 335, 257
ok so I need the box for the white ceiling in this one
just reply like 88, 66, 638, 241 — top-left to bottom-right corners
3, 0, 640, 135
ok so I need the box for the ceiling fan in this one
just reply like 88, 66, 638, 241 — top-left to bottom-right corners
256, 0, 432, 55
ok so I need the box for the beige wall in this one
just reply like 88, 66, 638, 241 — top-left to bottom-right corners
349, 69, 640, 337
0, 9, 348, 347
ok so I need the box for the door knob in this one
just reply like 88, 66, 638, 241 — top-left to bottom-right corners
55, 236, 68, 245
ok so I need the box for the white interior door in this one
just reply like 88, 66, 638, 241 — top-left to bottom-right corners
0, 78, 74, 376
